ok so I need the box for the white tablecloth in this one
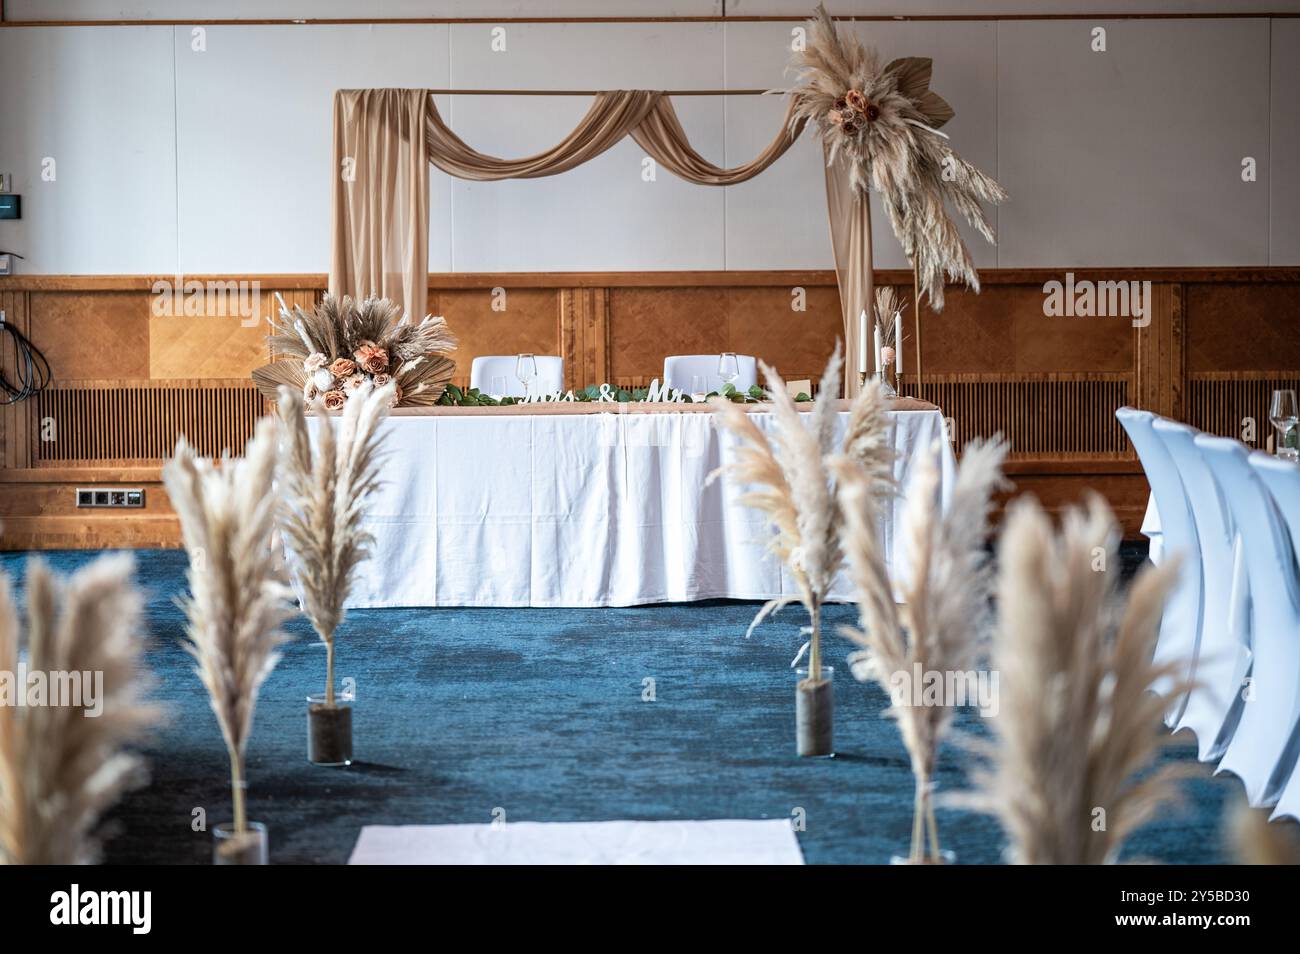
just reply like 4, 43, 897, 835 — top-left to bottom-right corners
348, 819, 804, 865
313, 407, 954, 608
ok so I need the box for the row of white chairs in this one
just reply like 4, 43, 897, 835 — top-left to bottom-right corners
1118, 407, 1300, 821
469, 354, 759, 398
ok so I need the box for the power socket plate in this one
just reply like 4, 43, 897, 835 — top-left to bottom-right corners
76, 488, 145, 508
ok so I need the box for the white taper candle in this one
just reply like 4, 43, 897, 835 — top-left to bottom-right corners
858, 309, 869, 373
895, 313, 903, 374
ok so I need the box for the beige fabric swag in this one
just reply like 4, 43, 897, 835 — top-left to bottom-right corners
331, 88, 869, 394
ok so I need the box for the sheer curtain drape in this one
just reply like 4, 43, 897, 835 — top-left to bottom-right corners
330, 88, 866, 393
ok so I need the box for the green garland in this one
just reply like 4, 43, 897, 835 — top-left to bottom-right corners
436, 382, 812, 407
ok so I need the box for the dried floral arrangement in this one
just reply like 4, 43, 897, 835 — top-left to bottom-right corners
951, 495, 1190, 864
835, 436, 1007, 863
710, 345, 895, 684
276, 381, 393, 711
0, 555, 159, 864
162, 418, 295, 853
790, 5, 1007, 309
251, 295, 457, 408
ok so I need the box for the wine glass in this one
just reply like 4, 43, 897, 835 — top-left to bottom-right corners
515, 353, 538, 399
690, 374, 707, 402
490, 374, 508, 400
718, 353, 740, 393
1270, 388, 1299, 460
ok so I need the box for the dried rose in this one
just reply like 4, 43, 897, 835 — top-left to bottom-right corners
389, 384, 404, 408
372, 372, 393, 388
303, 381, 319, 403
842, 121, 860, 136
865, 103, 880, 123
845, 89, 868, 113
303, 352, 328, 373
880, 346, 896, 366
828, 109, 845, 126
322, 390, 347, 411
356, 344, 389, 374
329, 357, 357, 378
343, 373, 366, 392
832, 97, 848, 112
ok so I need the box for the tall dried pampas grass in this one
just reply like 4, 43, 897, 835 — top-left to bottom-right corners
0, 555, 158, 864
162, 417, 294, 839
836, 436, 1007, 863
953, 495, 1191, 864
276, 381, 393, 707
710, 345, 894, 679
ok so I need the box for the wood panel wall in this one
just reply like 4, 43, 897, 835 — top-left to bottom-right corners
1, 269, 1297, 549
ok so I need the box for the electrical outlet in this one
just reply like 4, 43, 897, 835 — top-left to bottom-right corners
0, 255, 10, 276
76, 488, 145, 508
0, 173, 10, 193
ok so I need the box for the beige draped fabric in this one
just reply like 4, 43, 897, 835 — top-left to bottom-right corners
631, 97, 805, 185
823, 147, 873, 398
332, 88, 864, 394
331, 89, 431, 326
425, 90, 659, 180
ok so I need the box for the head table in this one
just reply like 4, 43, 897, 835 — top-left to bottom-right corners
306, 399, 954, 608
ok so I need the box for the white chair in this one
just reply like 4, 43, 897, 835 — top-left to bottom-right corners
1116, 407, 1201, 726
470, 355, 564, 398
1154, 418, 1251, 761
663, 354, 758, 395
1247, 453, 1300, 821
1196, 435, 1300, 806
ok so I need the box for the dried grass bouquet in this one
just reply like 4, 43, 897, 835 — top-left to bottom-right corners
951, 495, 1192, 864
835, 437, 1007, 863
162, 418, 295, 849
276, 381, 393, 711
710, 345, 895, 683
252, 294, 457, 408
790, 5, 1007, 309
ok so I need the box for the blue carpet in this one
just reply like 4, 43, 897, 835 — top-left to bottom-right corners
0, 545, 1237, 865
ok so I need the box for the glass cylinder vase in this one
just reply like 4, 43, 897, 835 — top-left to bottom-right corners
213, 821, 268, 865
307, 689, 354, 766
795, 665, 834, 757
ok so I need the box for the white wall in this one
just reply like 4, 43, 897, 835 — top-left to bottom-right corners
0, 15, 1294, 273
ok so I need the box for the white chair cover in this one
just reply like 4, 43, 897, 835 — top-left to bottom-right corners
1197, 435, 1300, 806
1116, 407, 1200, 726
663, 354, 758, 394
470, 355, 565, 397
1154, 418, 1251, 761
1247, 453, 1300, 821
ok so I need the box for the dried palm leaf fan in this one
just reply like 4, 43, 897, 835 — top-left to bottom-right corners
790, 5, 1006, 393
252, 294, 458, 408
